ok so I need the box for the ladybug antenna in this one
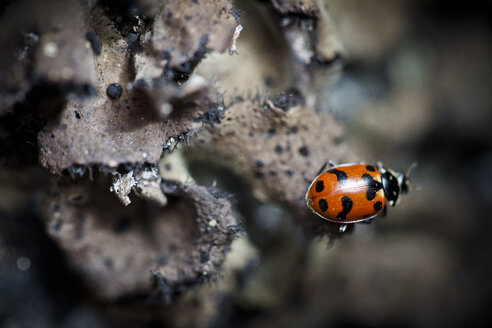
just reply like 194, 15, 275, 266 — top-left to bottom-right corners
406, 162, 418, 178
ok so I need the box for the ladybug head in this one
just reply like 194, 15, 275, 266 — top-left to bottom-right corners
398, 172, 409, 195
377, 162, 417, 207
400, 162, 418, 195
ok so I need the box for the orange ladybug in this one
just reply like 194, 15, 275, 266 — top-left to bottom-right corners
305, 162, 413, 225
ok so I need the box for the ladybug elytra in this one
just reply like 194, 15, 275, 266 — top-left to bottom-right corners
305, 162, 413, 224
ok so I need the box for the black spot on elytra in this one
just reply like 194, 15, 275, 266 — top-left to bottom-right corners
374, 201, 383, 211
315, 180, 324, 193
318, 198, 328, 212
363, 214, 371, 219
256, 160, 264, 168
327, 168, 347, 183
274, 145, 283, 154
366, 165, 375, 172
336, 196, 353, 220
362, 173, 383, 201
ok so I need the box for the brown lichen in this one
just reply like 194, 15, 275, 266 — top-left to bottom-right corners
41, 176, 236, 300
37, 2, 236, 174
150, 0, 238, 69
0, 0, 96, 115
267, 0, 345, 103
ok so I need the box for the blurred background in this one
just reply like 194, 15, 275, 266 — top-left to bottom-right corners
1, 0, 492, 327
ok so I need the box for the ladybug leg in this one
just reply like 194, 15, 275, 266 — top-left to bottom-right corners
306, 161, 336, 183
339, 224, 348, 233
376, 161, 384, 172
379, 205, 388, 217
316, 160, 336, 176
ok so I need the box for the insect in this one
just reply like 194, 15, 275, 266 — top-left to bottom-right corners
305, 161, 414, 228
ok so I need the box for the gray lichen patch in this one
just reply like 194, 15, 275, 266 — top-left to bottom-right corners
41, 177, 237, 301
269, 0, 345, 105
110, 170, 136, 206
195, 1, 292, 97
189, 97, 359, 233
110, 166, 167, 206
0, 0, 96, 115
150, 0, 238, 68
37, 4, 223, 174
270, 0, 319, 15
270, 0, 344, 64
159, 151, 196, 185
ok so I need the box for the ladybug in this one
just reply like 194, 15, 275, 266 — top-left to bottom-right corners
305, 161, 414, 226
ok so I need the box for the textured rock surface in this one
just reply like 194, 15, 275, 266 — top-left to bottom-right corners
37, 3, 236, 174
150, 0, 238, 68
3, 1, 488, 327
190, 97, 359, 234
0, 0, 96, 115
42, 177, 236, 300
